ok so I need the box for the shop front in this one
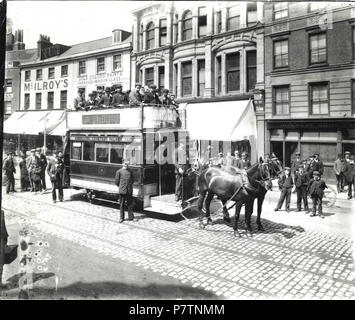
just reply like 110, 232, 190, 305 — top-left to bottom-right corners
267, 118, 355, 182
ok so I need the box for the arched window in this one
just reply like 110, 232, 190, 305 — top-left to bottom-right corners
227, 6, 240, 31
182, 10, 192, 41
146, 22, 155, 50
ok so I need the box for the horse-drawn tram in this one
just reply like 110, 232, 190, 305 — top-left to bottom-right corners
66, 104, 191, 213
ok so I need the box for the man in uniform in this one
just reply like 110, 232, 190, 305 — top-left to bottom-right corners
129, 83, 143, 105
308, 171, 328, 218
115, 160, 137, 223
237, 152, 251, 169
174, 143, 187, 201
47, 152, 64, 203
112, 84, 128, 106
3, 152, 16, 194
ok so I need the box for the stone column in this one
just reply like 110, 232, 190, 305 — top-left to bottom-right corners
192, 58, 198, 97
256, 110, 266, 159
204, 39, 214, 98
131, 56, 137, 89
240, 2, 247, 28
221, 7, 227, 33
166, 12, 172, 45
177, 61, 182, 98
221, 53, 226, 95
256, 31, 264, 87
154, 65, 159, 86
141, 66, 145, 86
155, 22, 160, 49
132, 16, 139, 52
257, 2, 264, 23
206, 6, 213, 36
240, 49, 246, 94
164, 51, 173, 90
192, 9, 198, 39
177, 19, 182, 43
142, 30, 146, 51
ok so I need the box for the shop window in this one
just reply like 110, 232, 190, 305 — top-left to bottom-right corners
145, 67, 154, 87
309, 33, 327, 64
182, 61, 192, 96
226, 52, 240, 92
47, 91, 54, 110
273, 85, 290, 115
198, 60, 205, 97
110, 144, 124, 164
36, 69, 42, 80
273, 2, 288, 20
182, 10, 193, 41
274, 39, 288, 68
247, 2, 258, 26
158, 66, 165, 93
216, 56, 221, 94
24, 93, 30, 110
25, 70, 31, 82
215, 11, 222, 34
95, 143, 109, 163
71, 142, 82, 160
5, 79, 12, 93
227, 6, 240, 31
83, 141, 95, 161
146, 22, 155, 50
97, 57, 105, 73
270, 129, 284, 139
247, 51, 256, 91
48, 67, 55, 79
159, 19, 167, 46
61, 65, 68, 77
5, 101, 12, 114
113, 54, 122, 71
310, 82, 328, 115
198, 7, 207, 37
78, 61, 86, 76
60, 90, 67, 109
35, 92, 41, 110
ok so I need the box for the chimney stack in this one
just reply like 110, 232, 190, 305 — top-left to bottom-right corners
37, 34, 53, 59
14, 29, 25, 50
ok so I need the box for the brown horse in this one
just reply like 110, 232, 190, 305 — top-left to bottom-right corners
226, 158, 283, 236
197, 166, 253, 228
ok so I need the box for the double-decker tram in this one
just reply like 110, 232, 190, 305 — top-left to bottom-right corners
66, 104, 188, 211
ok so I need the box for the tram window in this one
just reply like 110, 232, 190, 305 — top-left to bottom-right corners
83, 141, 95, 161
110, 144, 124, 164
96, 143, 109, 163
71, 142, 82, 160
124, 144, 142, 165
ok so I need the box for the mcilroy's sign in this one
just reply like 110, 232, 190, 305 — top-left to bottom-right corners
24, 79, 69, 91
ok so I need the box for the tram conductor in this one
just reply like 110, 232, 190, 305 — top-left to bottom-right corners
115, 160, 137, 223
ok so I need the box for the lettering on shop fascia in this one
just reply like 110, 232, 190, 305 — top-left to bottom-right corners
24, 79, 68, 91
77, 71, 123, 86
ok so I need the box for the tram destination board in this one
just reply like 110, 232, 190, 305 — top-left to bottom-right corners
82, 113, 120, 125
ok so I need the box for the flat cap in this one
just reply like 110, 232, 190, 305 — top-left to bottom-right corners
149, 84, 157, 89
162, 88, 169, 93
284, 166, 291, 170
313, 171, 320, 176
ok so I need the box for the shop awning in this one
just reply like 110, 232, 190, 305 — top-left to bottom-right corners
3, 110, 67, 136
185, 99, 257, 141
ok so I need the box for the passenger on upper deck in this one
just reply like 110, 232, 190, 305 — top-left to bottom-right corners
85, 93, 96, 111
100, 87, 112, 108
160, 89, 172, 106
147, 84, 162, 105
129, 83, 143, 105
112, 84, 128, 107
73, 89, 86, 111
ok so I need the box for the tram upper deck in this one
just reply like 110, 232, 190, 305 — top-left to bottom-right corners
66, 104, 185, 131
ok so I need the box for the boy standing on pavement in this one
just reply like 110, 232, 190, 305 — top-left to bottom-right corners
274, 167, 294, 212
294, 166, 309, 213
307, 171, 328, 218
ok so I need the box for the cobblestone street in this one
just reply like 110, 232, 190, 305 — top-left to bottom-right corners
1, 185, 355, 300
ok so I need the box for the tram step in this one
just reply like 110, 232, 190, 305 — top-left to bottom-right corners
144, 200, 182, 215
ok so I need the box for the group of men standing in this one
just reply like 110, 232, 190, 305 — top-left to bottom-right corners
73, 83, 178, 111
2, 149, 65, 203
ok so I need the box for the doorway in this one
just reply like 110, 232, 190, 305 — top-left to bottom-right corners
271, 141, 283, 164
285, 142, 298, 167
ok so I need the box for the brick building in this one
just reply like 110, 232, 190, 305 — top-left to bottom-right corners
264, 2, 355, 180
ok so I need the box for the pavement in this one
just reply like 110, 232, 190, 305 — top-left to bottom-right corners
1, 181, 355, 300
